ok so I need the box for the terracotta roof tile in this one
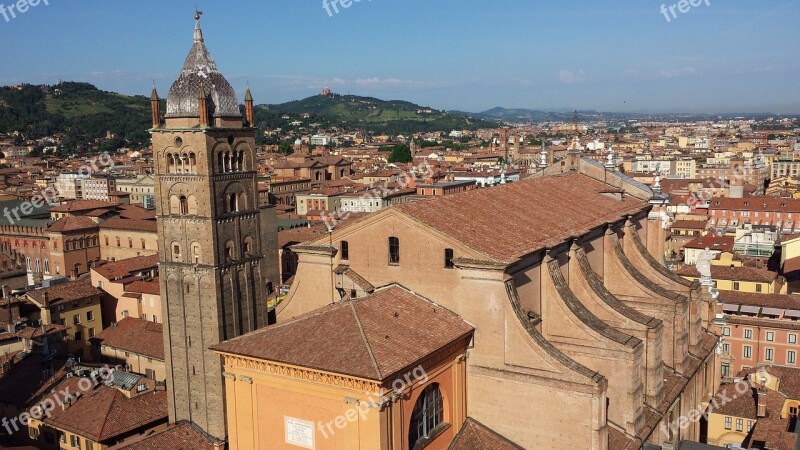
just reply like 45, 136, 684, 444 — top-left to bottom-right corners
47, 216, 99, 233
93, 255, 159, 280
676, 264, 778, 283
213, 285, 474, 381
682, 235, 735, 251
110, 421, 221, 450
92, 318, 164, 360
449, 418, 524, 450
49, 200, 119, 213
25, 279, 101, 306
125, 279, 160, 296
44, 377, 167, 442
393, 173, 646, 263
0, 354, 68, 408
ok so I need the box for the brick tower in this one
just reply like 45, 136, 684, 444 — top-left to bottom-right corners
151, 11, 273, 440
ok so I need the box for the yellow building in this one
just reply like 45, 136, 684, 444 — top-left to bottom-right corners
677, 263, 785, 294
23, 280, 103, 359
706, 366, 800, 448
212, 285, 478, 450
98, 218, 158, 261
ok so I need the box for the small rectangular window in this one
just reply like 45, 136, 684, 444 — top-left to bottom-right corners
790, 334, 797, 344
789, 351, 796, 364
724, 417, 732, 430
444, 248, 454, 269
744, 346, 752, 359
735, 418, 743, 432
723, 327, 730, 336
756, 284, 762, 293
733, 282, 740, 291
340, 241, 349, 260
745, 329, 753, 339
767, 332, 774, 342
388, 237, 400, 265
766, 348, 774, 361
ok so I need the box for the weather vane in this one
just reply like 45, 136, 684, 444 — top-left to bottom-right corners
194, 7, 203, 21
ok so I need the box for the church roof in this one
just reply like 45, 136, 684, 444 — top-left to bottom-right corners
212, 285, 474, 381
165, 14, 241, 119
393, 172, 647, 264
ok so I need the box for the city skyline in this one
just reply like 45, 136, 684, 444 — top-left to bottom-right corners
0, 0, 798, 114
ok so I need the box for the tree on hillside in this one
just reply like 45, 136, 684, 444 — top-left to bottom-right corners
388, 144, 412, 163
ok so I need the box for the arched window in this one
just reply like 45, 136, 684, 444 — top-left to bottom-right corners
226, 241, 235, 259
229, 193, 238, 213
172, 243, 181, 261
243, 236, 253, 256
191, 242, 201, 264
237, 151, 245, 171
218, 151, 224, 173
409, 384, 444, 448
189, 152, 196, 173
179, 196, 188, 215
43, 259, 50, 274
167, 153, 176, 173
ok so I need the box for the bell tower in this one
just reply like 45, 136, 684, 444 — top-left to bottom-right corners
151, 11, 272, 440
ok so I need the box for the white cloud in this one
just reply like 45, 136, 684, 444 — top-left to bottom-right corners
558, 69, 585, 84
627, 67, 697, 80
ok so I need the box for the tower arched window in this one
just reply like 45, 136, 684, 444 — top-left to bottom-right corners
179, 196, 188, 215
189, 152, 196, 173
229, 193, 238, 213
237, 151, 244, 171
225, 241, 235, 260
243, 236, 253, 256
218, 151, 224, 173
409, 384, 444, 448
191, 242, 201, 264
167, 153, 176, 173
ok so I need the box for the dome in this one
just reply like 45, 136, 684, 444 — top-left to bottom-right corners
166, 16, 241, 119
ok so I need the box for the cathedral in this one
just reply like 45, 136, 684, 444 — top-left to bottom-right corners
150, 13, 720, 450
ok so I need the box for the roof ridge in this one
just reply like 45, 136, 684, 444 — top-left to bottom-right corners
96, 386, 118, 441
349, 300, 382, 380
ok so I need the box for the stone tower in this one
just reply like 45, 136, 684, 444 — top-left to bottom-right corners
151, 12, 273, 440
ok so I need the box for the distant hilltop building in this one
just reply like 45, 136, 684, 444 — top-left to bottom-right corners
321, 86, 333, 97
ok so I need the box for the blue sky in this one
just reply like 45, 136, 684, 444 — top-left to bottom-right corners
0, 0, 798, 113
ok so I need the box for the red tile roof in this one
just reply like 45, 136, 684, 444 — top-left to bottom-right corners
44, 378, 167, 443
0, 354, 69, 408
25, 279, 101, 306
683, 235, 735, 251
92, 318, 164, 360
392, 173, 647, 263
212, 285, 474, 381
93, 255, 159, 280
110, 421, 221, 450
449, 418, 524, 450
125, 279, 160, 296
676, 265, 778, 283
49, 200, 119, 213
709, 197, 800, 213
47, 216, 99, 233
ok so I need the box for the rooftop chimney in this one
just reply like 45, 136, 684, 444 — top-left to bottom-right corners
757, 386, 767, 418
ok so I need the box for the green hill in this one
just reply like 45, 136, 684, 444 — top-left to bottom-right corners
0, 82, 153, 154
257, 94, 497, 134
